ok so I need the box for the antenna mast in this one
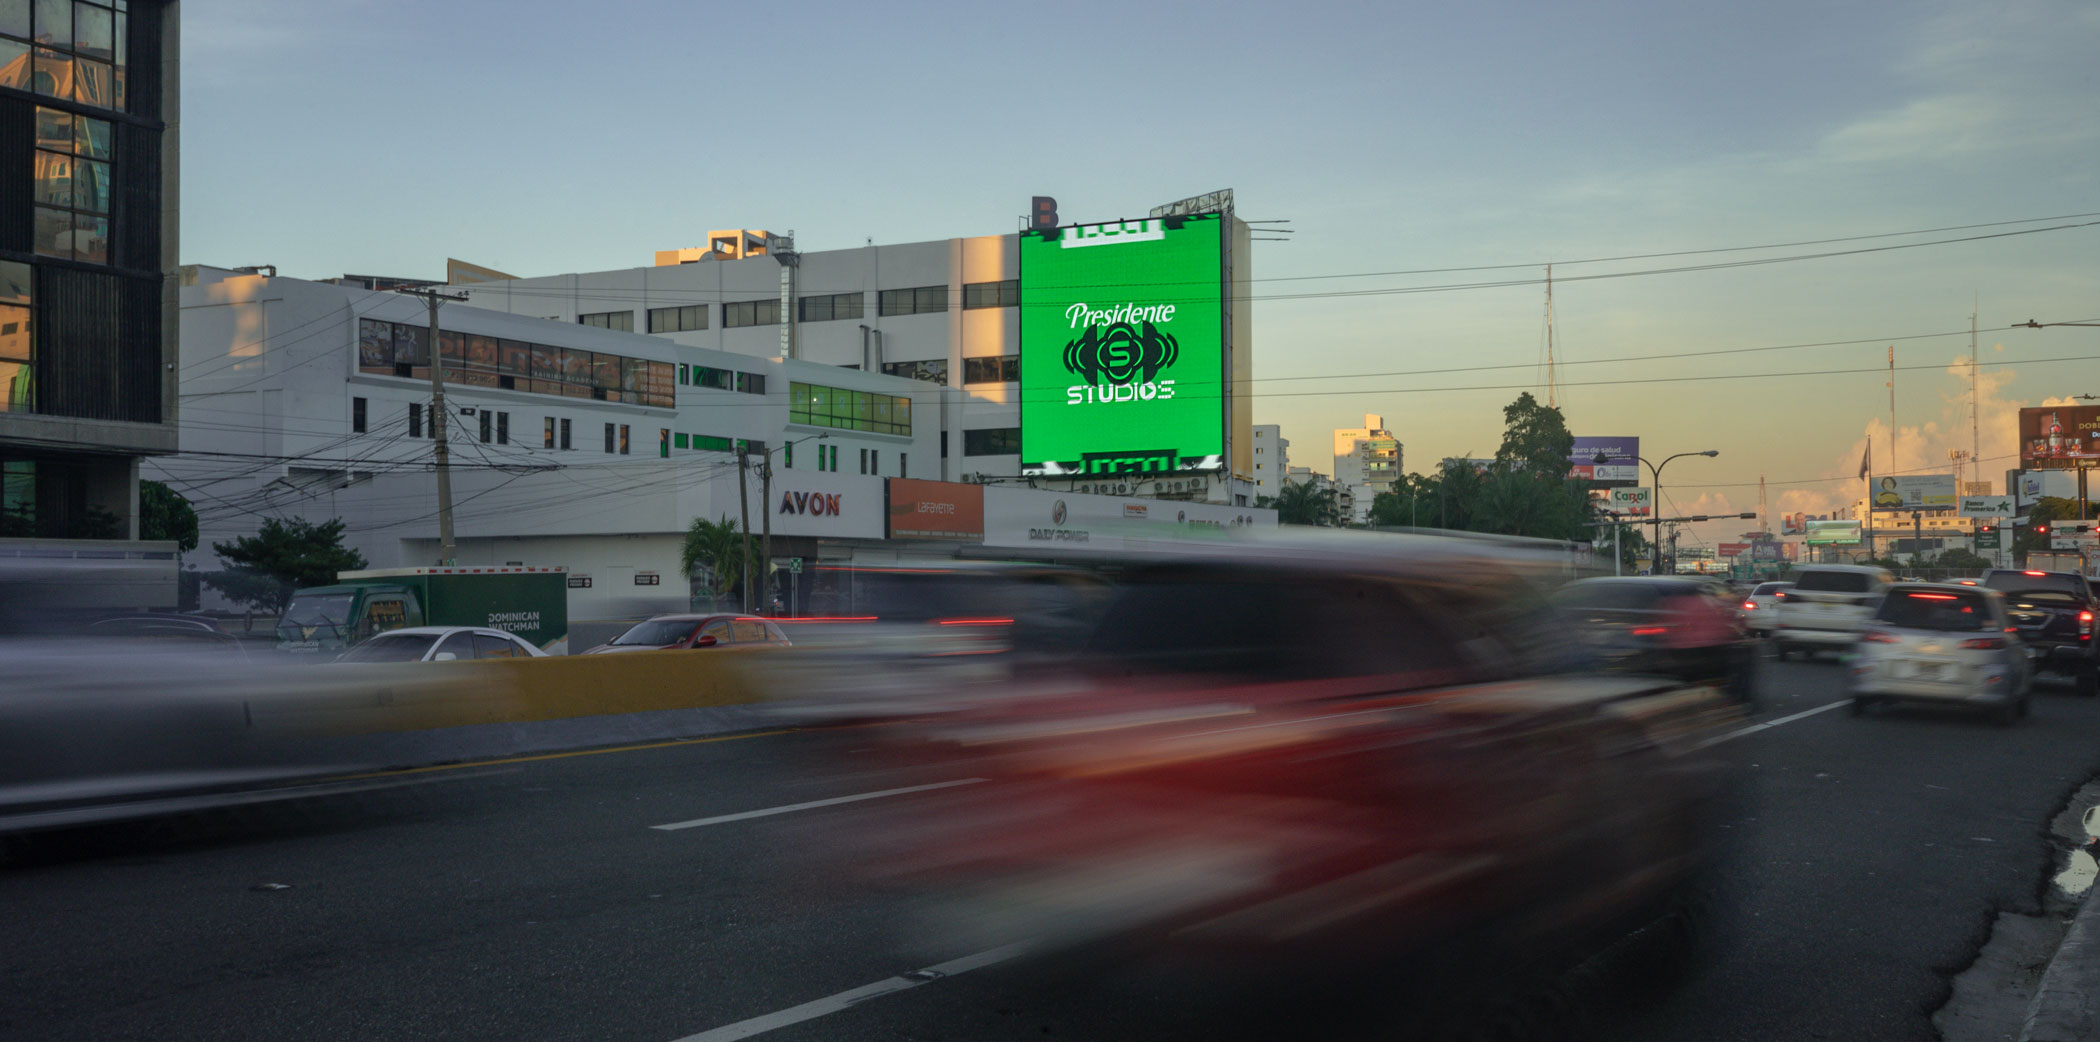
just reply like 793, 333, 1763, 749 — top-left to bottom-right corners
1544, 264, 1557, 408
1970, 297, 1980, 491
1888, 345, 1897, 475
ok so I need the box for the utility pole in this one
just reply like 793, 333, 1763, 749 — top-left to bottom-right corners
397, 287, 470, 565
759, 446, 774, 615
736, 445, 753, 613
1543, 264, 1557, 408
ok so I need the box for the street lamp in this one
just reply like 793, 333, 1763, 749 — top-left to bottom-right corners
1596, 449, 1720, 575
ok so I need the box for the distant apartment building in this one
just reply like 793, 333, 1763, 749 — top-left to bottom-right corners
1, 1, 181, 607
1251, 424, 1288, 500
1332, 414, 1399, 524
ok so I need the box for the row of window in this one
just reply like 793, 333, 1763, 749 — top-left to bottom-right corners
29, 105, 111, 264
677, 363, 764, 394
0, 0, 133, 113
875, 356, 1019, 386
788, 382, 912, 436
963, 427, 1020, 456
357, 318, 678, 409
0, 262, 28, 414
572, 279, 1022, 335
354, 397, 647, 457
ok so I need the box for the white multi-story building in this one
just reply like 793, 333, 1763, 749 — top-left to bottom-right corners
1251, 424, 1288, 500
168, 266, 940, 623
1332, 414, 1399, 522
445, 222, 1257, 504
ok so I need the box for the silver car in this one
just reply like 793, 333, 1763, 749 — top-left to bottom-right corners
1774, 565, 1894, 660
1848, 584, 2032, 723
1738, 581, 1792, 636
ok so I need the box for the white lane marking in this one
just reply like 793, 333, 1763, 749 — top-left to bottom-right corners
650, 778, 985, 831
668, 941, 1034, 1042
1695, 699, 1848, 749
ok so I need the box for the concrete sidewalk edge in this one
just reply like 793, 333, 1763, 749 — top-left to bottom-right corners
2022, 871, 2100, 1042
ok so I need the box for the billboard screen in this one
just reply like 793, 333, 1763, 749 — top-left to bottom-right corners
885, 479, 985, 541
1020, 214, 1224, 476
1958, 495, 2015, 518
2019, 406, 2100, 470
1868, 474, 1957, 510
1805, 519, 1863, 545
1569, 437, 1640, 487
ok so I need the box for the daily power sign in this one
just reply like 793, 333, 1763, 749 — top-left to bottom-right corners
1020, 214, 1224, 476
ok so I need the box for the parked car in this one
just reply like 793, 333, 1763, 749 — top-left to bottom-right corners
333, 626, 548, 663
581, 614, 791, 654
1551, 576, 1757, 702
807, 533, 1740, 1014
87, 613, 250, 657
1737, 581, 1793, 636
1848, 583, 2031, 722
1978, 568, 2099, 697
1773, 564, 1895, 660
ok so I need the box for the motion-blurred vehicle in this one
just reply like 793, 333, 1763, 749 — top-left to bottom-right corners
1773, 564, 1895, 660
333, 626, 548, 663
1979, 568, 2099, 696
87, 613, 250, 657
1848, 583, 2031, 722
811, 533, 1741, 1003
581, 614, 791, 653
1737, 581, 1793, 636
1551, 576, 1757, 702
278, 567, 570, 656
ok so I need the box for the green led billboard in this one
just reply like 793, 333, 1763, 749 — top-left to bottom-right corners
1019, 213, 1224, 475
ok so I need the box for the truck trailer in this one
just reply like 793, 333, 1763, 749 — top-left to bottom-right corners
276, 567, 571, 655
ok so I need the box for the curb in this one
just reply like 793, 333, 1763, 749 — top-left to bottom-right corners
2023, 861, 2100, 1042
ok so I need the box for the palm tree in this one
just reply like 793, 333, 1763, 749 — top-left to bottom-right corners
680, 515, 745, 609
1261, 480, 1344, 527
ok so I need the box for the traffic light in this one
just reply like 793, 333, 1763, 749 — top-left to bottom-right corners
2035, 524, 2049, 535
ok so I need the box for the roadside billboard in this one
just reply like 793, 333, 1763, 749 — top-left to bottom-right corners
1805, 519, 1863, 545
2019, 406, 2100, 470
1868, 474, 1957, 511
1781, 512, 1839, 535
1569, 437, 1640, 487
1958, 495, 2015, 519
1606, 487, 1652, 517
885, 479, 985, 541
1718, 542, 1750, 558
1020, 214, 1225, 477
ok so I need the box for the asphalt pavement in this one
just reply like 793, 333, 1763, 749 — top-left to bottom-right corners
4, 651, 2099, 1042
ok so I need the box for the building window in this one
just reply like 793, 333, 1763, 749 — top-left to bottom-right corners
673, 433, 689, 449
352, 397, 367, 433
543, 416, 555, 449
899, 453, 907, 479
619, 424, 630, 455
788, 382, 912, 436
878, 285, 947, 317
5, 3, 125, 112
578, 311, 633, 332
355, 318, 675, 407
736, 372, 765, 395
816, 444, 838, 472
783, 442, 793, 469
693, 365, 734, 391
480, 410, 493, 443
880, 359, 947, 384
603, 422, 615, 453
408, 403, 423, 438
962, 279, 1019, 310
962, 356, 1020, 384
560, 418, 571, 449
0, 262, 31, 414
647, 305, 707, 334
31, 106, 113, 264
964, 428, 1021, 456
496, 412, 509, 445
797, 291, 863, 323
722, 299, 781, 328
692, 434, 731, 452
659, 428, 670, 458
859, 448, 871, 475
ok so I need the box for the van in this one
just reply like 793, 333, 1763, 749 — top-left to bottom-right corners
1773, 564, 1894, 661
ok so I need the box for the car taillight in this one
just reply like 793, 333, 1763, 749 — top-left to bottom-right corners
1741, 600, 1757, 611
1960, 637, 2009, 650
1631, 626, 1669, 637
1860, 630, 1901, 644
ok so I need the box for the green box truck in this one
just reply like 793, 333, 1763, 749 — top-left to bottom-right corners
276, 567, 571, 655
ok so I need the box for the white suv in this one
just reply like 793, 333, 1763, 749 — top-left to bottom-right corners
1774, 565, 1895, 660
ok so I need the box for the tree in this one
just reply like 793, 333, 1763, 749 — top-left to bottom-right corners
2014, 497, 2079, 561
139, 480, 198, 553
1928, 547, 1993, 571
1259, 479, 1344, 527
1496, 392, 1577, 477
680, 515, 746, 605
203, 517, 367, 615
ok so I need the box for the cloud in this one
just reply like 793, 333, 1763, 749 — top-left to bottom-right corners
1815, 94, 2005, 165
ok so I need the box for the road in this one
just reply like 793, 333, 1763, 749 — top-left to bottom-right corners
3, 653, 2099, 1042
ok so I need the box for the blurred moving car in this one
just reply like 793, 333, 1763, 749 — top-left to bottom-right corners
1737, 581, 1793, 636
334, 626, 548, 663
1551, 577, 1756, 702
810, 533, 1741, 1007
1978, 568, 2099, 697
581, 614, 791, 654
1848, 583, 2031, 722
1773, 564, 1894, 660
87, 613, 250, 657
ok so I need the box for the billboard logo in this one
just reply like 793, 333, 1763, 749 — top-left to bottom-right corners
1062, 219, 1165, 248
1051, 500, 1067, 525
1063, 321, 1180, 404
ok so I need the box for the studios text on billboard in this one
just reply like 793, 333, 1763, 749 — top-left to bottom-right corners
1019, 214, 1225, 477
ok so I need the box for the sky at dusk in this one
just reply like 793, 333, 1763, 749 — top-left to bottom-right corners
181, 0, 2100, 548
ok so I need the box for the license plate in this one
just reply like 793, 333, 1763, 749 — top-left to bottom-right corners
1911, 661, 1945, 679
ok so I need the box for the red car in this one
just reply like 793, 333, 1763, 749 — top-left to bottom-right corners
580, 614, 790, 654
